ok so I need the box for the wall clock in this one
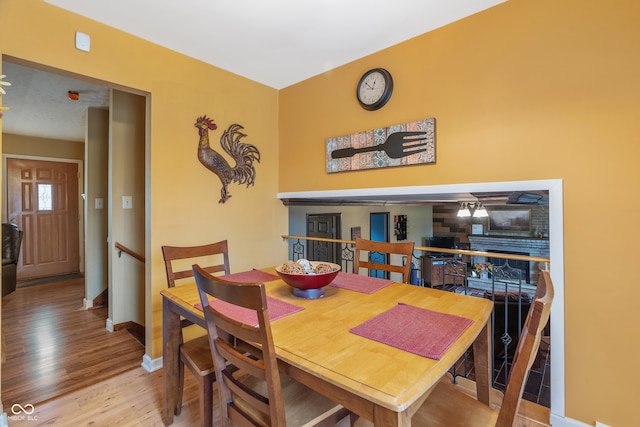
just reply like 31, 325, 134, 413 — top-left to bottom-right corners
356, 68, 393, 111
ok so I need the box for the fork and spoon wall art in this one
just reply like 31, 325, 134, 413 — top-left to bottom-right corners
326, 118, 435, 173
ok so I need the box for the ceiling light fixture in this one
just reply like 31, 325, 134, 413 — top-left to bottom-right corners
457, 201, 488, 218
457, 202, 471, 217
473, 202, 488, 218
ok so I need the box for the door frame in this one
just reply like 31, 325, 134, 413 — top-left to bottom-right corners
2, 153, 84, 278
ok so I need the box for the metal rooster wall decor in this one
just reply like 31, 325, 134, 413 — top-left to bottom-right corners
195, 115, 261, 203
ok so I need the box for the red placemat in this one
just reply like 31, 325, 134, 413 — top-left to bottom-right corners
220, 269, 278, 283
195, 296, 303, 327
329, 271, 394, 294
350, 302, 474, 360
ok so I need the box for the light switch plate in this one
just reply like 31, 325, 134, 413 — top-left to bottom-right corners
95, 198, 104, 209
75, 31, 91, 52
122, 196, 132, 209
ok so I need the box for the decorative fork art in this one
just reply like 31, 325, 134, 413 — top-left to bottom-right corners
330, 131, 428, 160
326, 117, 436, 173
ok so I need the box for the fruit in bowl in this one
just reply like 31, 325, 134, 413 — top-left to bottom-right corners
275, 260, 341, 299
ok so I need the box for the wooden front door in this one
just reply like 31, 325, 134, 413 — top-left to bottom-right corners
307, 213, 341, 264
7, 158, 80, 280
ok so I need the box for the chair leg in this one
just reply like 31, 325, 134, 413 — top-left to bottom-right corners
348, 413, 359, 426
199, 373, 215, 427
175, 360, 185, 416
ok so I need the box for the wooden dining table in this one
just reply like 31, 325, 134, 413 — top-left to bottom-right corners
161, 267, 494, 427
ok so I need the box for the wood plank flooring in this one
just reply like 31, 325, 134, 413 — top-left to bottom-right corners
1, 277, 145, 408
6, 366, 548, 427
6, 367, 203, 427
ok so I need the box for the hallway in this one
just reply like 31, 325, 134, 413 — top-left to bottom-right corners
1, 276, 144, 407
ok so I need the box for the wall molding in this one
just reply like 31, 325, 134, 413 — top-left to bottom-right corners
141, 354, 162, 372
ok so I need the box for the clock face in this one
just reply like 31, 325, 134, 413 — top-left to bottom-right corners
357, 68, 393, 110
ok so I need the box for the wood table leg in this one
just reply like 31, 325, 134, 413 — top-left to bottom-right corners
162, 296, 181, 425
373, 405, 412, 426
473, 320, 492, 406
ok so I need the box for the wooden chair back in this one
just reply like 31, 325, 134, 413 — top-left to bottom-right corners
353, 237, 415, 283
495, 269, 554, 426
161, 242, 229, 426
193, 264, 287, 426
162, 240, 230, 287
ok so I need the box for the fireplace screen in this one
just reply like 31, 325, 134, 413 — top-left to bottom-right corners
488, 250, 530, 283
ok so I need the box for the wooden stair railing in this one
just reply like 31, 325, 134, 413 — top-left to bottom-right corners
114, 242, 145, 263
280, 235, 551, 264
112, 242, 146, 343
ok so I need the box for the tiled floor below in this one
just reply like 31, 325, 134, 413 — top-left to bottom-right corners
446, 283, 551, 408
450, 340, 551, 408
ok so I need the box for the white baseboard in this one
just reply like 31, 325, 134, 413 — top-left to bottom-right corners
105, 318, 113, 332
141, 354, 162, 372
550, 413, 591, 427
83, 298, 93, 310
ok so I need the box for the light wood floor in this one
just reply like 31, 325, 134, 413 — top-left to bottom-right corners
7, 366, 204, 426
6, 365, 548, 427
1, 277, 145, 407
9, 366, 359, 426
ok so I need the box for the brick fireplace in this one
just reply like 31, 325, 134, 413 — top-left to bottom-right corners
468, 235, 550, 285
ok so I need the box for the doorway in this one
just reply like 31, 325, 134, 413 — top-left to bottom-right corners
1, 57, 149, 403
368, 212, 389, 279
307, 213, 341, 263
6, 157, 80, 281
1, 58, 147, 322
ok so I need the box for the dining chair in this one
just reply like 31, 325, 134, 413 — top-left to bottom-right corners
162, 241, 230, 427
192, 264, 355, 427
411, 270, 555, 427
353, 237, 415, 283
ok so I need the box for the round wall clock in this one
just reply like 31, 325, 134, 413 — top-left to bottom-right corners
356, 68, 393, 111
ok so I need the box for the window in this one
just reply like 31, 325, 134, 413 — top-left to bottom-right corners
38, 183, 53, 211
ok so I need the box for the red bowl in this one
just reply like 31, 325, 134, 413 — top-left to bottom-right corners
275, 262, 341, 290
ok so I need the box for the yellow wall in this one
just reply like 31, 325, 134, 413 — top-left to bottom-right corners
279, 0, 640, 425
84, 108, 109, 301
0, 0, 286, 365
110, 90, 146, 326
3, 133, 84, 160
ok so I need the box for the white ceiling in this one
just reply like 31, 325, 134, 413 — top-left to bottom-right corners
2, 0, 505, 142
43, 0, 506, 89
